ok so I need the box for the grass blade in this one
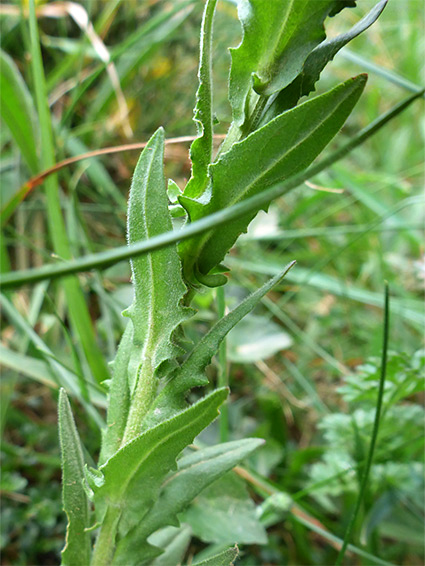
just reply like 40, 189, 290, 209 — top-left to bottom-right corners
335, 283, 390, 565
27, 0, 109, 385
1, 89, 423, 289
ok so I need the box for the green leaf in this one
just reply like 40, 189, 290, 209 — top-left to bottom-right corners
180, 75, 366, 283
114, 438, 264, 559
123, 127, 192, 441
228, 0, 355, 127
0, 49, 39, 174
98, 323, 133, 466
181, 472, 267, 545
263, 0, 387, 120
151, 525, 192, 566
184, 0, 218, 198
227, 314, 292, 363
91, 388, 228, 541
58, 389, 91, 566
192, 545, 239, 566
144, 263, 295, 428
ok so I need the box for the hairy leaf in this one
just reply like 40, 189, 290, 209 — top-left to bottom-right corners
180, 75, 366, 283
143, 263, 295, 429
98, 323, 133, 466
114, 438, 263, 559
123, 127, 192, 440
151, 525, 192, 566
58, 389, 91, 566
262, 0, 387, 121
91, 388, 228, 541
0, 49, 39, 174
228, 0, 356, 128
184, 0, 218, 198
193, 545, 239, 566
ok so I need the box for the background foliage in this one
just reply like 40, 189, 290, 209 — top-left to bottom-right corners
1, 0, 424, 564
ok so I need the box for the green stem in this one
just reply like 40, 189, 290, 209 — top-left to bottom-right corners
216, 285, 228, 442
335, 283, 390, 565
121, 361, 157, 444
91, 506, 121, 566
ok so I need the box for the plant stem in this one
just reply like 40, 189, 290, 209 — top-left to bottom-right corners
121, 361, 156, 444
216, 285, 228, 442
335, 283, 390, 565
91, 506, 121, 566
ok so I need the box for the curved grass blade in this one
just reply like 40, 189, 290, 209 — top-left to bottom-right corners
58, 389, 91, 566
1, 89, 423, 289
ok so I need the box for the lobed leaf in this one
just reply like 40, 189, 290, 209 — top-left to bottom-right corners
91, 388, 228, 541
58, 389, 91, 566
228, 0, 356, 128
184, 0, 218, 199
143, 263, 295, 429
180, 75, 366, 283
262, 0, 387, 121
113, 438, 264, 560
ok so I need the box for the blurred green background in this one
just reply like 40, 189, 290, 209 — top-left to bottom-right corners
1, 1, 424, 564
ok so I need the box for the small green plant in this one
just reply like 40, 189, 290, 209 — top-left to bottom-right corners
2, 1, 424, 565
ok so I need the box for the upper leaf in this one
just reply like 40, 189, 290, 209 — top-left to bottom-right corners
180, 75, 366, 283
184, 0, 218, 199
261, 0, 387, 121
58, 389, 91, 566
91, 388, 228, 540
229, 0, 356, 127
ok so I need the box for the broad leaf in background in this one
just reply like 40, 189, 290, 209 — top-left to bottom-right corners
58, 389, 91, 566
122, 127, 192, 441
91, 388, 228, 541
114, 439, 263, 562
181, 472, 268, 545
180, 75, 366, 284
149, 525, 192, 566
143, 264, 295, 429
227, 313, 292, 363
